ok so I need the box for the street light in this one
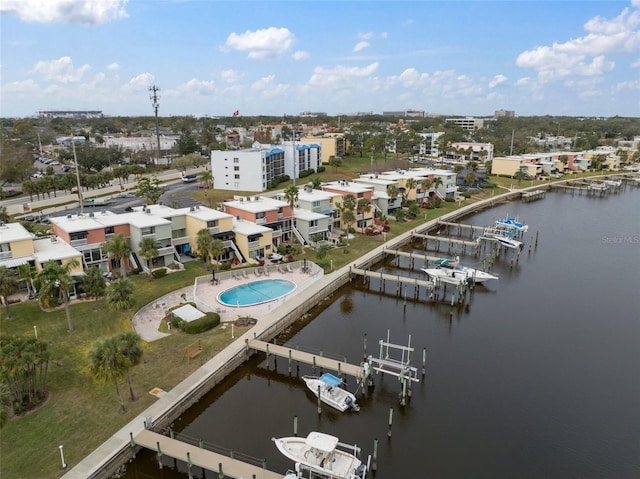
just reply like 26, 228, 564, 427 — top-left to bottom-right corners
59, 445, 67, 469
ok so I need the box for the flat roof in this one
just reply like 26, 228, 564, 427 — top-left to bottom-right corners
293, 209, 328, 221
224, 196, 288, 213
33, 237, 81, 263
232, 218, 272, 235
172, 304, 206, 323
49, 211, 127, 232
296, 188, 341, 202
322, 181, 373, 194
0, 222, 33, 243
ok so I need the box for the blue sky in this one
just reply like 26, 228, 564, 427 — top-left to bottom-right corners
1, 0, 639, 118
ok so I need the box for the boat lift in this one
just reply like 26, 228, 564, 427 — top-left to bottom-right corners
367, 330, 419, 406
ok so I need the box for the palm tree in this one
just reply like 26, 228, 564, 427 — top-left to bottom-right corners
89, 336, 127, 414
465, 171, 477, 187
137, 237, 158, 276
283, 185, 299, 209
36, 259, 80, 332
17, 264, 34, 298
420, 178, 433, 202
0, 267, 18, 319
405, 178, 417, 203
356, 198, 372, 233
82, 266, 106, 311
196, 229, 214, 269
311, 177, 322, 189
104, 233, 131, 278
106, 278, 134, 311
432, 177, 444, 197
513, 170, 528, 185
116, 332, 143, 402
211, 238, 225, 270
341, 209, 356, 246
199, 169, 213, 189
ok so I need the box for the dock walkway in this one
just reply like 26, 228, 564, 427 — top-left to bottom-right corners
134, 429, 281, 479
349, 267, 434, 289
248, 339, 366, 380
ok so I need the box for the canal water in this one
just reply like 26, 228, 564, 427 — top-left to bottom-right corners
124, 186, 640, 479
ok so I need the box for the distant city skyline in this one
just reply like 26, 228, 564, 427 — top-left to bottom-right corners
1, 0, 639, 118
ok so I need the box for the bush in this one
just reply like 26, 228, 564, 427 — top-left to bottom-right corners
298, 168, 315, 178
220, 262, 231, 271
444, 197, 455, 202
182, 312, 220, 334
316, 166, 326, 173
152, 268, 168, 278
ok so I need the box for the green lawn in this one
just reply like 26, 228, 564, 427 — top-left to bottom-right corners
0, 262, 259, 479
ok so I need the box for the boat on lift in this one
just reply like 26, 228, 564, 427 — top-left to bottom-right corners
273, 431, 368, 479
302, 373, 360, 412
481, 229, 524, 250
421, 257, 498, 285
495, 216, 528, 232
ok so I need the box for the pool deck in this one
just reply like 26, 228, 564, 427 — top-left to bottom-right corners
132, 265, 322, 343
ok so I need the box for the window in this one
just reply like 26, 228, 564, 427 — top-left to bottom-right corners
70, 231, 88, 241
206, 220, 218, 228
104, 226, 114, 235
233, 158, 239, 163
234, 166, 240, 171
234, 174, 240, 179
312, 201, 320, 207
141, 227, 155, 236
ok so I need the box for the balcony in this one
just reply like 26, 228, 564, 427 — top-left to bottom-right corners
277, 213, 284, 219
248, 240, 261, 248
171, 236, 190, 246
272, 230, 283, 238
105, 233, 115, 241
70, 238, 88, 247
140, 233, 156, 240
208, 226, 220, 235
157, 246, 176, 256
255, 217, 267, 225
309, 225, 327, 234
0, 251, 12, 260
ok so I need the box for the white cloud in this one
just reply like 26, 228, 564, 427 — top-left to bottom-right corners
125, 72, 155, 92
224, 27, 294, 59
220, 69, 242, 83
0, 0, 128, 25
292, 50, 309, 61
358, 32, 373, 40
516, 2, 640, 81
107, 62, 119, 71
631, 58, 640, 67
32, 56, 91, 83
2, 79, 38, 94
515, 77, 532, 87
170, 78, 216, 96
307, 63, 379, 89
353, 41, 370, 52
489, 74, 508, 88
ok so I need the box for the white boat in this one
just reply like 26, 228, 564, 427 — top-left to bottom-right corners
588, 182, 608, 191
302, 373, 359, 412
481, 230, 524, 250
495, 216, 528, 232
273, 431, 368, 479
603, 179, 622, 188
421, 258, 498, 285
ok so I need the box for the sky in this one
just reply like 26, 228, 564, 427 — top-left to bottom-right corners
1, 0, 639, 119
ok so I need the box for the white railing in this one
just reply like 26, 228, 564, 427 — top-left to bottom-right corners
70, 238, 88, 247
0, 251, 12, 260
157, 246, 176, 256
308, 225, 326, 234
171, 236, 190, 246
140, 233, 156, 239
208, 226, 220, 234
277, 213, 284, 219
256, 217, 267, 225
247, 240, 260, 248
272, 230, 283, 238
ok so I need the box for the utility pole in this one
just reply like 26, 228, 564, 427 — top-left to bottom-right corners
72, 137, 84, 214
149, 85, 161, 165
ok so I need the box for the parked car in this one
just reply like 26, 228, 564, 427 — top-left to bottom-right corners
182, 174, 197, 183
197, 183, 207, 189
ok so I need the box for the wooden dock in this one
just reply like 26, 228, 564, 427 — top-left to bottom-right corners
349, 267, 433, 289
412, 232, 478, 248
134, 429, 282, 479
521, 189, 546, 202
248, 339, 367, 380
383, 248, 443, 263
435, 220, 486, 234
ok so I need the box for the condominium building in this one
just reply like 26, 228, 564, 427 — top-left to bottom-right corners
445, 117, 485, 132
212, 145, 285, 192
224, 195, 293, 249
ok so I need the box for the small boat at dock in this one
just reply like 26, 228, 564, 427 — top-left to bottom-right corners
273, 431, 368, 479
481, 229, 524, 250
421, 258, 498, 285
495, 216, 528, 232
302, 373, 360, 412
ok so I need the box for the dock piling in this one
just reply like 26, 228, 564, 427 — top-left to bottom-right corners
372, 438, 378, 471
387, 407, 394, 438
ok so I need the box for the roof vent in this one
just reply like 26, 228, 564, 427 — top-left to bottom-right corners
146, 209, 151, 214
89, 212, 94, 218
254, 196, 259, 201
67, 214, 72, 219
51, 236, 57, 243
190, 206, 195, 212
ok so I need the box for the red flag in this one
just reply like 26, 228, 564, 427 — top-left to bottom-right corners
233, 110, 240, 117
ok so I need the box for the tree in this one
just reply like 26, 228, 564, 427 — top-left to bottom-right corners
196, 229, 214, 269
432, 177, 444, 196
0, 138, 33, 185
0, 383, 10, 428
405, 178, 417, 204
135, 176, 164, 204
513, 170, 528, 185
116, 332, 143, 402
341, 209, 356, 245
0, 267, 18, 318
104, 233, 131, 278
17, 264, 34, 298
138, 238, 158, 276
465, 171, 477, 186
356, 198, 372, 233
211, 239, 225, 270
0, 336, 50, 414
82, 267, 106, 311
106, 278, 134, 311
89, 336, 127, 414
200, 169, 213, 189
311, 177, 322, 190
328, 156, 342, 172
283, 185, 299, 209
420, 178, 433, 200
175, 129, 200, 155
35, 259, 80, 332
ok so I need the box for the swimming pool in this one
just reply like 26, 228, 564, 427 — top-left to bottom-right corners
217, 279, 297, 307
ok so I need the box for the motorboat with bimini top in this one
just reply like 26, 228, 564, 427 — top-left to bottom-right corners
495, 216, 528, 232
302, 373, 360, 412
421, 257, 499, 285
273, 431, 368, 479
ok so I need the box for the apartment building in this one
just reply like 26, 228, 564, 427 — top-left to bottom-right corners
449, 142, 494, 163
276, 186, 339, 244
232, 219, 274, 262
212, 145, 285, 192
352, 174, 402, 216
321, 180, 375, 232
445, 117, 485, 132
50, 211, 131, 274
224, 195, 293, 248
301, 134, 346, 163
